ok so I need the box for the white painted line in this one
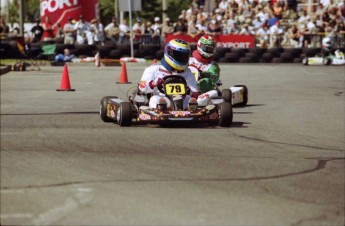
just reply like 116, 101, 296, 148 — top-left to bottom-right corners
300, 67, 327, 75
32, 187, 93, 226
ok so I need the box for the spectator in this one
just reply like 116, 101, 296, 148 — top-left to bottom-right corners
256, 24, 269, 47
269, 19, 284, 47
206, 19, 222, 36
54, 48, 75, 62
55, 23, 64, 42
161, 18, 174, 44
132, 18, 144, 42
90, 18, 104, 45
104, 17, 120, 45
174, 17, 188, 35
63, 17, 75, 44
42, 16, 55, 42
30, 19, 44, 43
0, 16, 10, 37
119, 19, 130, 44
152, 17, 162, 36
187, 21, 201, 37
74, 15, 91, 44
287, 24, 302, 47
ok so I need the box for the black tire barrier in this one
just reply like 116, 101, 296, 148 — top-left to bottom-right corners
293, 58, 302, 63
55, 44, 75, 54
271, 57, 283, 63
224, 52, 240, 62
75, 44, 97, 57
267, 47, 284, 57
230, 48, 248, 57
283, 48, 303, 58
109, 49, 123, 59
239, 57, 255, 63
218, 57, 228, 63
303, 48, 321, 57
215, 47, 230, 58
248, 48, 266, 55
280, 52, 294, 62
261, 52, 274, 62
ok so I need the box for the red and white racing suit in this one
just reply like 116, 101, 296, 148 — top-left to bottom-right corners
138, 64, 198, 109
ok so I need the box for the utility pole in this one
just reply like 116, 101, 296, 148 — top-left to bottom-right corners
114, 0, 119, 19
19, 0, 24, 37
162, 0, 168, 21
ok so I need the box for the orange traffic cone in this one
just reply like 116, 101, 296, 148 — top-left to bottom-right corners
56, 64, 75, 91
116, 61, 131, 84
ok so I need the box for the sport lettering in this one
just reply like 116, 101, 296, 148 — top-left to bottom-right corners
41, 0, 79, 16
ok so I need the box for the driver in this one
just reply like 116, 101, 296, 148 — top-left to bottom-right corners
321, 36, 334, 57
138, 39, 198, 110
189, 35, 220, 93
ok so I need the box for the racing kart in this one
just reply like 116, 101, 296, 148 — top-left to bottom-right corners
302, 49, 345, 65
188, 66, 248, 107
100, 75, 233, 127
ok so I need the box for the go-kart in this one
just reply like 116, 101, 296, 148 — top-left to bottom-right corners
188, 66, 248, 107
100, 75, 233, 127
302, 49, 345, 65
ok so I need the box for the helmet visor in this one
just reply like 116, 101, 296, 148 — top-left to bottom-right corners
200, 45, 215, 54
168, 48, 190, 65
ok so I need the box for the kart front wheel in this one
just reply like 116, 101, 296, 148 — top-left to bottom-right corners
117, 102, 133, 126
221, 89, 232, 104
100, 96, 116, 122
218, 102, 233, 127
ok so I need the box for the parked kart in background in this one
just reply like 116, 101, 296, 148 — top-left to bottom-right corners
100, 75, 233, 127
302, 49, 345, 65
188, 66, 248, 107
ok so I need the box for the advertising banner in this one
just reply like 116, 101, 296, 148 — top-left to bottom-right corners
40, 0, 99, 27
166, 34, 255, 48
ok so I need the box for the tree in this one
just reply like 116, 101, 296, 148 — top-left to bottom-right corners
99, 0, 115, 24
165, 0, 190, 22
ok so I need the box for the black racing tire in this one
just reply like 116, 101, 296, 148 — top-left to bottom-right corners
221, 89, 232, 104
218, 102, 233, 127
323, 58, 331, 65
117, 102, 133, 126
100, 96, 116, 122
302, 58, 309, 65
234, 85, 248, 106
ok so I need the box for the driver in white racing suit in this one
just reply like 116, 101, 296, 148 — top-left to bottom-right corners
138, 39, 198, 110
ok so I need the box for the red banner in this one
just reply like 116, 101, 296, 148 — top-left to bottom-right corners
166, 34, 255, 48
40, 0, 99, 27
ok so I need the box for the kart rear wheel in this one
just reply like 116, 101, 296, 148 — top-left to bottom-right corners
117, 102, 133, 126
302, 58, 309, 65
221, 89, 232, 104
323, 58, 331, 65
100, 96, 116, 122
218, 102, 233, 127
234, 85, 248, 106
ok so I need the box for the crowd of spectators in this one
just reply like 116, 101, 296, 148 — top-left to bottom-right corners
1, 0, 344, 49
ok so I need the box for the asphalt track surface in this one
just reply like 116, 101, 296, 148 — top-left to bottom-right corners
1, 63, 344, 226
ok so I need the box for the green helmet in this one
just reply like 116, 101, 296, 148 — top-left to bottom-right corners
197, 35, 216, 59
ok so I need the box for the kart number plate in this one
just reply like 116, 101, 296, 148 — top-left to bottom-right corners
165, 83, 186, 95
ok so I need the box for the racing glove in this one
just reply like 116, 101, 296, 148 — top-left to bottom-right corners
149, 77, 163, 89
186, 86, 199, 99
